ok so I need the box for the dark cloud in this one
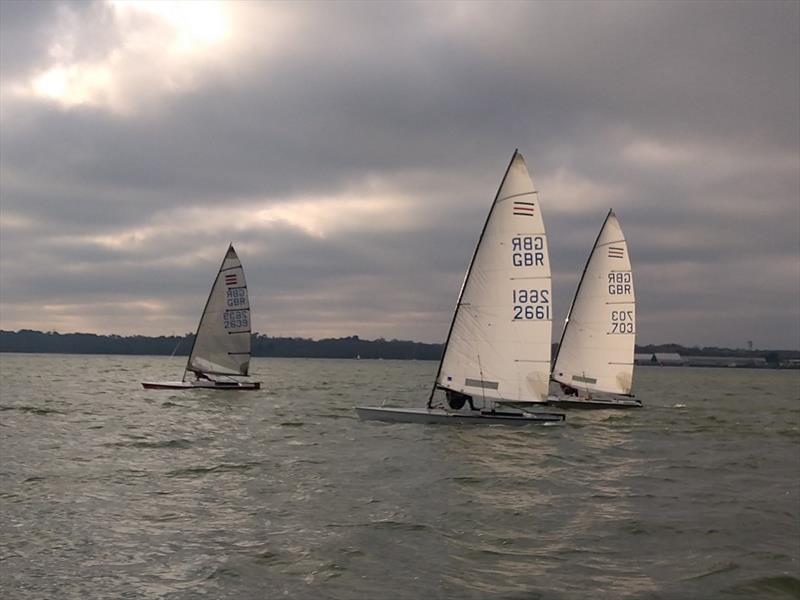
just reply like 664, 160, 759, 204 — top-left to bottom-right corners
1, 1, 797, 348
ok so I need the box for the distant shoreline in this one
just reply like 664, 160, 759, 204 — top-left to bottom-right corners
1, 329, 798, 366
2, 351, 799, 370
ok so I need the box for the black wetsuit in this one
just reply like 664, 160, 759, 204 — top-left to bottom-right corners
446, 390, 477, 410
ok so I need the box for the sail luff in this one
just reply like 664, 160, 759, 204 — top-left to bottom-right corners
428, 149, 520, 407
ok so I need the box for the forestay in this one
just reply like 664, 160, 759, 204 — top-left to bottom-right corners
184, 245, 252, 381
433, 151, 552, 405
552, 210, 635, 396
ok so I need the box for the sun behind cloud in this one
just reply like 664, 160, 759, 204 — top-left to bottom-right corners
14, 0, 235, 113
110, 0, 230, 53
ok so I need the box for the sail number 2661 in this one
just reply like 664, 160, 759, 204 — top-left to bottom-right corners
512, 289, 550, 320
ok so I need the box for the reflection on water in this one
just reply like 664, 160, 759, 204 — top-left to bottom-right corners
438, 417, 658, 596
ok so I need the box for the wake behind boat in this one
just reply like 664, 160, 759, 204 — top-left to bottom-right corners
547, 210, 639, 409
545, 396, 641, 409
355, 406, 563, 425
141, 379, 260, 390
356, 150, 564, 425
142, 244, 261, 391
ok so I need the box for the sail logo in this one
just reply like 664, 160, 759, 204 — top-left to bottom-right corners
225, 274, 238, 286
608, 246, 625, 259
512, 201, 535, 217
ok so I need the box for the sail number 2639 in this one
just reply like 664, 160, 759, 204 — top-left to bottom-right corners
512, 289, 550, 320
224, 310, 249, 330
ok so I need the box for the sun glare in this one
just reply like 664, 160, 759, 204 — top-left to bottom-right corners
110, 0, 230, 53
31, 64, 113, 106
19, 0, 232, 111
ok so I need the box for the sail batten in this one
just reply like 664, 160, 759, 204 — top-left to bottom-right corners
433, 151, 553, 406
183, 245, 252, 382
552, 211, 635, 396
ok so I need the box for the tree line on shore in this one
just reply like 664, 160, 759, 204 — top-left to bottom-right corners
0, 330, 441, 360
1, 329, 798, 362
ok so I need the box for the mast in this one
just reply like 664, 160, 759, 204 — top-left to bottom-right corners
428, 150, 520, 408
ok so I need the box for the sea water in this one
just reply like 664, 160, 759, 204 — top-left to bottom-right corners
1, 354, 798, 599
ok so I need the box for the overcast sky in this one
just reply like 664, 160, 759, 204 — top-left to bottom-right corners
1, 0, 798, 349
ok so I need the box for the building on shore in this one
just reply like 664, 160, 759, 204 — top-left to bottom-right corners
683, 356, 768, 368
635, 352, 686, 366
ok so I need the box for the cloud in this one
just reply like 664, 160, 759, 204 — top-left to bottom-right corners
1, 0, 798, 348
4, 0, 257, 114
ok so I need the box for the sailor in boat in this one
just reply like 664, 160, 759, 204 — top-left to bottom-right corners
445, 389, 477, 411
559, 383, 580, 397
192, 370, 212, 382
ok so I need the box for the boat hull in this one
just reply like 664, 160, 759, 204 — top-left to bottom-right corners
354, 406, 565, 425
141, 380, 261, 390
545, 396, 641, 410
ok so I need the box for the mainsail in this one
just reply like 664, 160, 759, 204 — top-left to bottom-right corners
552, 210, 635, 396
184, 245, 252, 381
431, 150, 552, 406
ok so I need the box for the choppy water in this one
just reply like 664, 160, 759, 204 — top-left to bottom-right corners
0, 354, 798, 599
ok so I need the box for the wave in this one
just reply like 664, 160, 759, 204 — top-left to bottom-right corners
0, 405, 64, 416
102, 438, 197, 449
722, 575, 800, 598
327, 519, 433, 532
166, 462, 264, 478
683, 560, 739, 581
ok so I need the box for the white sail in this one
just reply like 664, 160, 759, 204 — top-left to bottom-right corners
433, 151, 552, 405
184, 245, 252, 380
552, 210, 635, 396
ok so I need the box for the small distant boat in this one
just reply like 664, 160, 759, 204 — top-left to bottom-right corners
547, 210, 641, 409
142, 245, 261, 390
356, 150, 564, 425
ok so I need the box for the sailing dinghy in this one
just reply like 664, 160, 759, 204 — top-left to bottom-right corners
547, 210, 641, 409
356, 151, 564, 425
142, 244, 260, 390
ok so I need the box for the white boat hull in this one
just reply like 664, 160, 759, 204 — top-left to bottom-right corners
141, 380, 261, 390
545, 396, 641, 409
354, 406, 565, 425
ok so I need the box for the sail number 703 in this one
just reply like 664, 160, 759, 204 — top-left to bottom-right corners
610, 310, 634, 334
513, 289, 550, 320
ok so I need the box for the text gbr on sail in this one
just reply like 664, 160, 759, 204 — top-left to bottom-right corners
511, 236, 545, 267
608, 271, 632, 295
